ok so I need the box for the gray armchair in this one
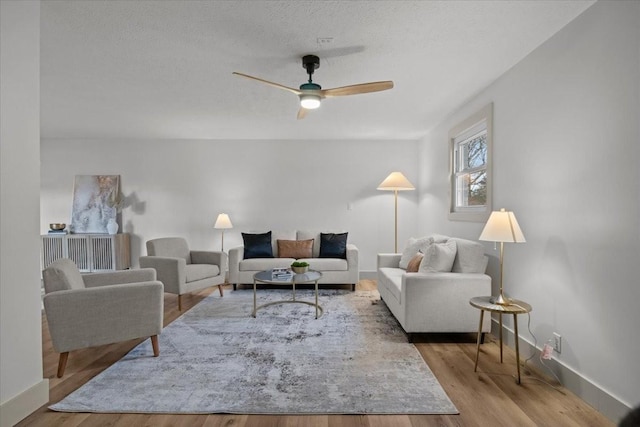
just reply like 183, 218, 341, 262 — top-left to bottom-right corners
42, 259, 164, 377
139, 237, 227, 311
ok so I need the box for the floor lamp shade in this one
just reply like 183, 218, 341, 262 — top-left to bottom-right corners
214, 213, 233, 251
479, 208, 525, 305
377, 172, 415, 253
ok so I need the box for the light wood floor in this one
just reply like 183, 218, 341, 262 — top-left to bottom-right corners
18, 280, 613, 427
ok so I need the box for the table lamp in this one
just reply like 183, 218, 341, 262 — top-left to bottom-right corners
479, 208, 526, 305
214, 213, 233, 251
377, 172, 415, 253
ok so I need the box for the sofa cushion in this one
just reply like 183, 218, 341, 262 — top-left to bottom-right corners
450, 238, 487, 273
319, 232, 348, 259
278, 239, 313, 259
271, 230, 297, 257
298, 258, 348, 271
399, 234, 449, 269
185, 264, 220, 282
239, 258, 296, 271
419, 239, 457, 273
242, 231, 274, 259
406, 253, 424, 273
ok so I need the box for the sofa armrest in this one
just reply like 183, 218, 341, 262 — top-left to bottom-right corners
228, 246, 244, 284
43, 281, 164, 353
377, 253, 401, 269
83, 268, 157, 288
346, 244, 359, 266
190, 251, 227, 271
139, 256, 186, 294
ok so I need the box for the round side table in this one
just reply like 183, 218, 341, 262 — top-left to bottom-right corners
469, 296, 532, 384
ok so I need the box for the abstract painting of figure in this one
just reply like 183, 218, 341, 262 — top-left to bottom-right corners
71, 175, 120, 233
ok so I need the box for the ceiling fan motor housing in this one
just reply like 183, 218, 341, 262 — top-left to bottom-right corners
302, 55, 320, 79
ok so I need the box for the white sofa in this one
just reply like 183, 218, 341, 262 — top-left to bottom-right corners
229, 230, 359, 291
377, 236, 491, 341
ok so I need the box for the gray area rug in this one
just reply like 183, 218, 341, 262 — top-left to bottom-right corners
50, 289, 458, 414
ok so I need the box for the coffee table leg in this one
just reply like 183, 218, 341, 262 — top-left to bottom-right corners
252, 279, 257, 318
474, 309, 484, 372
315, 280, 319, 319
292, 281, 296, 301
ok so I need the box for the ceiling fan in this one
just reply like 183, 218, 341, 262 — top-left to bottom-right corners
233, 55, 394, 119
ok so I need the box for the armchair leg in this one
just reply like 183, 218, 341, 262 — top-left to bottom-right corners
217, 284, 224, 297
151, 335, 160, 357
57, 352, 69, 378
178, 295, 183, 311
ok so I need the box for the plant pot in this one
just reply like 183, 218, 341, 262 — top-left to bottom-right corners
292, 266, 309, 274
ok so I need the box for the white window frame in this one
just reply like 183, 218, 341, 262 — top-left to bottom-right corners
448, 103, 493, 222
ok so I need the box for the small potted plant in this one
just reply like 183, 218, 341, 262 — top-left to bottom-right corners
291, 261, 310, 274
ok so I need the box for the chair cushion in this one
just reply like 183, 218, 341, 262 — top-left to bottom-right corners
242, 231, 274, 259
146, 237, 191, 264
185, 264, 220, 282
419, 239, 457, 273
278, 239, 313, 259
450, 238, 487, 273
43, 259, 85, 293
319, 232, 348, 259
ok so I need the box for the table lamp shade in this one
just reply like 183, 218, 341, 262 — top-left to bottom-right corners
377, 172, 415, 191
479, 209, 525, 243
214, 213, 233, 229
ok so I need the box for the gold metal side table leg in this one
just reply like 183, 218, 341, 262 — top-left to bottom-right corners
315, 280, 319, 319
474, 309, 485, 372
499, 313, 503, 363
514, 312, 521, 384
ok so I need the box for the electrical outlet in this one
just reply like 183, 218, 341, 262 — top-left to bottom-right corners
553, 332, 562, 353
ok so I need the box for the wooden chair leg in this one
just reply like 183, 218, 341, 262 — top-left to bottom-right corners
178, 295, 183, 311
151, 335, 160, 357
57, 352, 69, 378
218, 284, 224, 297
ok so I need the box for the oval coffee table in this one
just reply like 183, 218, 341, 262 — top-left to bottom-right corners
252, 269, 323, 319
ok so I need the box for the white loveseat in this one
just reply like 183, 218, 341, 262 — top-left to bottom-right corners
229, 230, 359, 291
377, 235, 491, 341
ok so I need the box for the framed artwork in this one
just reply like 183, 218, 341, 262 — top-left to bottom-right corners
70, 175, 120, 233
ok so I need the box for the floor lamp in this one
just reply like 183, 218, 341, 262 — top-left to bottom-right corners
214, 213, 233, 251
479, 208, 526, 305
377, 172, 415, 253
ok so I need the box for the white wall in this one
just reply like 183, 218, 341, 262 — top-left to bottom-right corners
40, 139, 419, 272
0, 1, 49, 426
418, 0, 639, 418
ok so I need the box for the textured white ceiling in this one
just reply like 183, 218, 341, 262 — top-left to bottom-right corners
40, 1, 594, 140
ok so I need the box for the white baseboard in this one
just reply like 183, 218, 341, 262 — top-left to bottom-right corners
0, 379, 49, 427
359, 270, 377, 280
492, 319, 631, 424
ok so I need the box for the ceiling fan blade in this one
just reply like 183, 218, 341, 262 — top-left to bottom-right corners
321, 81, 394, 97
297, 107, 308, 120
232, 72, 301, 95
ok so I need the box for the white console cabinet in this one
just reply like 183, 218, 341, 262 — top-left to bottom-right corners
41, 233, 131, 272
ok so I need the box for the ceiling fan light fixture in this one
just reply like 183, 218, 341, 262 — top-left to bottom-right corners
300, 94, 321, 109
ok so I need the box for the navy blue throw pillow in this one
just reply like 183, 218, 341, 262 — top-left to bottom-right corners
319, 232, 348, 259
242, 231, 273, 259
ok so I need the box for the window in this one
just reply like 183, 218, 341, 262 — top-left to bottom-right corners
449, 103, 492, 221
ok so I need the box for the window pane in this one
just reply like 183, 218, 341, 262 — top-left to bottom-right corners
456, 170, 487, 208
464, 133, 487, 169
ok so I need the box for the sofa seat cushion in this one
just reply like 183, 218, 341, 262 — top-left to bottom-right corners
379, 267, 404, 304
185, 264, 220, 282
300, 258, 348, 271
240, 258, 296, 271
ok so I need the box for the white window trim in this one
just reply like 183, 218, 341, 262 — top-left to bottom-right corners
448, 103, 493, 222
